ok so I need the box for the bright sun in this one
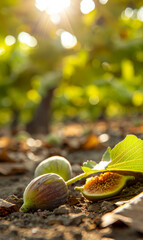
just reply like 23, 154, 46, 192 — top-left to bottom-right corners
35, 0, 77, 49
35, 0, 70, 15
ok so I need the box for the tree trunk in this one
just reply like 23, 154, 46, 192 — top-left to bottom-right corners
10, 109, 19, 135
26, 88, 54, 134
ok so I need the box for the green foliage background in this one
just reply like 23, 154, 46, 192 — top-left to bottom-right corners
0, 0, 143, 126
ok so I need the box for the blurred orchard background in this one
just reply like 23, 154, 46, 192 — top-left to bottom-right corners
0, 0, 143, 134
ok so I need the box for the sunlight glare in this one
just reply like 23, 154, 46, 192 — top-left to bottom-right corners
137, 7, 143, 22
124, 7, 134, 18
99, 0, 108, 5
80, 0, 95, 14
93, 159, 111, 171
5, 35, 16, 46
121, 8, 137, 20
35, 0, 70, 15
99, 133, 109, 143
0, 47, 5, 55
18, 32, 37, 48
50, 14, 61, 24
61, 31, 77, 49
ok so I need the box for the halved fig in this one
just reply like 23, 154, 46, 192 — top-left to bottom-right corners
75, 172, 134, 201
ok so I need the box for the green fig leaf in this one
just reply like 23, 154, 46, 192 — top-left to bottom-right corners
83, 160, 97, 169
106, 135, 143, 172
82, 135, 143, 174
101, 147, 111, 162
82, 147, 111, 173
81, 166, 95, 173
82, 160, 97, 174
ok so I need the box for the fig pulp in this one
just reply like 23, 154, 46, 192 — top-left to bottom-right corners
20, 173, 68, 212
34, 156, 72, 181
75, 172, 134, 201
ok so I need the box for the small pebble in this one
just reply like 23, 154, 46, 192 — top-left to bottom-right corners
53, 205, 69, 215
87, 203, 100, 212
101, 201, 116, 212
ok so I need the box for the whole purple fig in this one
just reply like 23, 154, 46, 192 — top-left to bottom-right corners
20, 173, 68, 212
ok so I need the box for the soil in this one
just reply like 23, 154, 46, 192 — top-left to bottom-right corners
0, 126, 143, 240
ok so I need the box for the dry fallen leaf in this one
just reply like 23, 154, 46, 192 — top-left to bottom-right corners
61, 124, 85, 137
80, 133, 104, 150
0, 149, 16, 163
0, 198, 18, 216
0, 137, 13, 148
101, 192, 143, 233
67, 196, 80, 206
0, 161, 34, 175
130, 125, 143, 134
63, 132, 105, 151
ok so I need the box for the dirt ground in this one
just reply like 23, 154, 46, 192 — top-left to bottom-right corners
0, 121, 143, 240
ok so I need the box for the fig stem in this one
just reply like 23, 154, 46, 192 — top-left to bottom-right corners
20, 204, 29, 213
74, 186, 83, 192
66, 172, 92, 186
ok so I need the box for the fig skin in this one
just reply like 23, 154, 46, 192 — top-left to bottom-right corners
34, 156, 72, 181
75, 172, 134, 201
20, 173, 68, 212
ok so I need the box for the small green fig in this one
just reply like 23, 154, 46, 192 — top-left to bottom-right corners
34, 156, 72, 181
20, 173, 68, 212
75, 172, 134, 201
